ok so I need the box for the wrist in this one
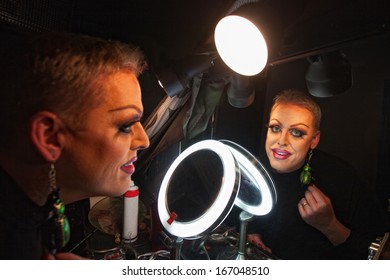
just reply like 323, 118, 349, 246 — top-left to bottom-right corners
320, 219, 351, 246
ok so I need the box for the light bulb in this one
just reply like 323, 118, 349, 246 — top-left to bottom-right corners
215, 15, 268, 76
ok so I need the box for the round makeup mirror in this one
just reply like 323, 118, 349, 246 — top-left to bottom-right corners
157, 139, 276, 240
221, 140, 276, 216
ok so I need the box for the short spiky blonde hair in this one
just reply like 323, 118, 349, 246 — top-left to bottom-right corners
271, 89, 322, 131
0, 32, 147, 148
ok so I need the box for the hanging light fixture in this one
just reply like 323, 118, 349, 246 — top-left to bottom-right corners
214, 2, 282, 76
156, 53, 217, 97
214, 14, 268, 76
305, 51, 353, 98
226, 73, 255, 108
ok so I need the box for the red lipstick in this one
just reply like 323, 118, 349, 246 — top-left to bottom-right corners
121, 157, 137, 175
272, 149, 291, 160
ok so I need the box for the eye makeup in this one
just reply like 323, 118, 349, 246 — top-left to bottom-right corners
267, 122, 308, 138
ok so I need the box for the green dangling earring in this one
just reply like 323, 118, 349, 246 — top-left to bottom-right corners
53, 196, 71, 248
49, 163, 71, 251
300, 149, 313, 186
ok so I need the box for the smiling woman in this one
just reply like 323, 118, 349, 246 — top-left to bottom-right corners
247, 89, 389, 259
265, 91, 321, 174
0, 32, 149, 259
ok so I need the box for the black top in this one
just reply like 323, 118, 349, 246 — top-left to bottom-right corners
248, 149, 389, 260
0, 168, 52, 259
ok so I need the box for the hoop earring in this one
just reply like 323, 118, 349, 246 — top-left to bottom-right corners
300, 149, 313, 186
48, 163, 71, 253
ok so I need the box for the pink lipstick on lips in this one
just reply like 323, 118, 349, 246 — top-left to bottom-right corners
121, 157, 137, 175
272, 149, 291, 160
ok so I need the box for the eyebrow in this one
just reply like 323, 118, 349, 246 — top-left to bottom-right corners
270, 119, 310, 128
108, 104, 142, 114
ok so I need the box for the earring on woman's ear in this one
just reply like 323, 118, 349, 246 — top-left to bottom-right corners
300, 149, 313, 186
48, 162, 71, 253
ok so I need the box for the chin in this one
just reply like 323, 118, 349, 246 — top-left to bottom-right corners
106, 187, 128, 197
114, 183, 131, 196
270, 161, 292, 174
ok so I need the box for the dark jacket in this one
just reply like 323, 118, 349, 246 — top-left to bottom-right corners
0, 168, 52, 259
248, 149, 389, 259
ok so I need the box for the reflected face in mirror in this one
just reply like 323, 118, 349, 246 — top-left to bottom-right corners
166, 150, 223, 222
265, 104, 320, 173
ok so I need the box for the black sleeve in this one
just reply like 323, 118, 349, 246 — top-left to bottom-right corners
332, 166, 390, 259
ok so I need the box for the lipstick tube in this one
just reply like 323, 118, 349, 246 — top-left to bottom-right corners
122, 181, 139, 242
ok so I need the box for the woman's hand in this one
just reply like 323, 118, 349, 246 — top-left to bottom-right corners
247, 233, 272, 253
298, 185, 335, 229
298, 185, 350, 245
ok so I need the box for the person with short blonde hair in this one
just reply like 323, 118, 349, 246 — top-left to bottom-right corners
247, 89, 388, 259
0, 32, 150, 259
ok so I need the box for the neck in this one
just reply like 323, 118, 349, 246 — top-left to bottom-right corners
0, 156, 51, 207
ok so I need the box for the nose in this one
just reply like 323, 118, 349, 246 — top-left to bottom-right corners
131, 122, 150, 151
277, 130, 289, 146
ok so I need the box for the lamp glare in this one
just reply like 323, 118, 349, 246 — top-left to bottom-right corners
215, 15, 268, 76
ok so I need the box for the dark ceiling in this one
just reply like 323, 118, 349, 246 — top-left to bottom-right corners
69, 0, 390, 71
1, 0, 389, 69
77, 0, 390, 64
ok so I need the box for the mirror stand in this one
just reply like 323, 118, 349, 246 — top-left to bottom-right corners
235, 210, 254, 260
159, 230, 184, 259
170, 237, 184, 260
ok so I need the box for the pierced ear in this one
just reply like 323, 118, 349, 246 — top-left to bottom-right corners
311, 131, 321, 150
30, 111, 65, 162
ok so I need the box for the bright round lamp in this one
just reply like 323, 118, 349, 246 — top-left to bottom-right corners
214, 15, 268, 76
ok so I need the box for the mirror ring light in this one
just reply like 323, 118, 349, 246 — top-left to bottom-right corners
158, 140, 240, 239
221, 140, 276, 215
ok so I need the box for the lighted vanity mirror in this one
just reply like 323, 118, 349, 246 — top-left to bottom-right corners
221, 140, 276, 216
166, 149, 226, 223
158, 139, 276, 240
